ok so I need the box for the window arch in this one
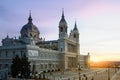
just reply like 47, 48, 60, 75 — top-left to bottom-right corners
30, 33, 32, 37
13, 51, 15, 58
74, 34, 76, 38
60, 27, 63, 32
65, 27, 67, 33
6, 51, 8, 57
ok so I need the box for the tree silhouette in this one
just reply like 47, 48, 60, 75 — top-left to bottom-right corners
21, 54, 30, 78
11, 54, 30, 78
11, 55, 21, 78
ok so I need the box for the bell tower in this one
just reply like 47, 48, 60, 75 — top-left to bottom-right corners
58, 9, 68, 39
72, 21, 79, 42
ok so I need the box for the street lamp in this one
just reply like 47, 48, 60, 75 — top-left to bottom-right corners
115, 64, 117, 73
108, 66, 110, 80
78, 64, 81, 80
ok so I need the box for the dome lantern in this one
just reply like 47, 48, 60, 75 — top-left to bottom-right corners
28, 10, 32, 24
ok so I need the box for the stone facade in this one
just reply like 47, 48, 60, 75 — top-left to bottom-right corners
0, 11, 90, 76
80, 53, 90, 69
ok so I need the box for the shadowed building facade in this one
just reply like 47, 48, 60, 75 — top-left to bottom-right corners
0, 11, 90, 75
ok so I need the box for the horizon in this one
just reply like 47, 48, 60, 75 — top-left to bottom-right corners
0, 0, 120, 61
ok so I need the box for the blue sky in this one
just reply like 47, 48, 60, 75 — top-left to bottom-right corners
1, 0, 120, 61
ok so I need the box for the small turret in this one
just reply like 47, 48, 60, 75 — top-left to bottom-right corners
73, 21, 78, 31
6, 34, 9, 39
69, 21, 79, 42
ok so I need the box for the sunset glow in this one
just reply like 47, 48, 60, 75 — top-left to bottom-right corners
90, 58, 101, 63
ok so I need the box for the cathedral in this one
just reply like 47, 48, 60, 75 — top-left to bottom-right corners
0, 11, 90, 76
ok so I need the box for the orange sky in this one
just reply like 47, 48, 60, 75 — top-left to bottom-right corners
90, 54, 120, 62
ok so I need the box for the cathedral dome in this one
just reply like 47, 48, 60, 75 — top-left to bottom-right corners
20, 12, 40, 40
20, 12, 39, 34
20, 22, 40, 34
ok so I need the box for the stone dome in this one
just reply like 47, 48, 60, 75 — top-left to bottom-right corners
20, 13, 39, 34
20, 13, 40, 40
20, 23, 40, 34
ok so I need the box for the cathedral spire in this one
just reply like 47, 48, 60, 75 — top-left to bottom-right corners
73, 20, 78, 31
59, 8, 67, 27
60, 8, 66, 22
28, 10, 32, 23
6, 33, 9, 38
62, 8, 64, 19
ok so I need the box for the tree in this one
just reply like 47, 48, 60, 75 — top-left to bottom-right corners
11, 55, 21, 78
11, 54, 30, 78
21, 54, 30, 78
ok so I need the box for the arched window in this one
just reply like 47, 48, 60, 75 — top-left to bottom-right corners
61, 48, 63, 52
24, 34, 28, 37
21, 51, 23, 57
65, 27, 67, 33
34, 35, 36, 38
45, 64, 47, 68
74, 34, 76, 38
60, 27, 63, 32
30, 33, 32, 37
13, 51, 15, 58
41, 64, 43, 69
6, 51, 8, 57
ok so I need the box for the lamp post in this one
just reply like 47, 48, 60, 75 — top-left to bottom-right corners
108, 66, 110, 80
115, 64, 117, 73
78, 64, 81, 80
